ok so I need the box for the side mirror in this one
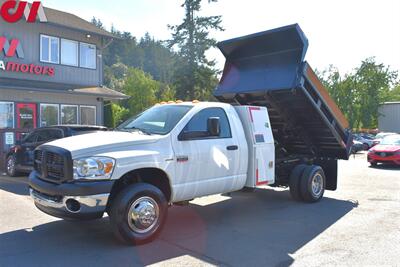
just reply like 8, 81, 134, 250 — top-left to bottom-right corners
207, 117, 220, 137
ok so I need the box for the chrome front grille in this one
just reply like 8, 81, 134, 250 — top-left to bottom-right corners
34, 147, 72, 183
34, 150, 44, 175
46, 152, 65, 181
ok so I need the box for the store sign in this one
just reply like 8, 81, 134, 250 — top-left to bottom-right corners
0, 36, 55, 76
5, 132, 15, 145
0, 37, 24, 58
0, 1, 47, 23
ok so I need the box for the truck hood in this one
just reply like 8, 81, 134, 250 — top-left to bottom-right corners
45, 131, 160, 158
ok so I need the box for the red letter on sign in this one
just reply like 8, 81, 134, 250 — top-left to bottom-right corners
27, 2, 41, 22
0, 0, 27, 23
7, 39, 19, 57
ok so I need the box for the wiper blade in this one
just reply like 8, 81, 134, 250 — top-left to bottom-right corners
129, 127, 152, 135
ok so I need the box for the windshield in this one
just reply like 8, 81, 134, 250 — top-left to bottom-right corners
380, 136, 400, 145
376, 133, 394, 139
118, 105, 192, 135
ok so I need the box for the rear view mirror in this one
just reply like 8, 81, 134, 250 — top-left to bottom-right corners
207, 117, 220, 137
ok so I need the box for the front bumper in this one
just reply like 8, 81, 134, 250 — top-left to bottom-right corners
29, 171, 114, 220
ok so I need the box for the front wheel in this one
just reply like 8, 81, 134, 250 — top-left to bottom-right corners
6, 155, 19, 177
109, 183, 168, 245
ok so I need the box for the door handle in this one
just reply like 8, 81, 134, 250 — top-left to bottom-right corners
227, 145, 239, 151
177, 156, 189, 163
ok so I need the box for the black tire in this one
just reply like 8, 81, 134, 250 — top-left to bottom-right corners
289, 164, 307, 201
363, 143, 369, 150
241, 187, 256, 193
370, 162, 378, 167
300, 165, 326, 203
6, 155, 19, 177
109, 183, 168, 245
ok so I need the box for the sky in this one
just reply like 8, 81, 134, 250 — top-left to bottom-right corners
43, 0, 400, 75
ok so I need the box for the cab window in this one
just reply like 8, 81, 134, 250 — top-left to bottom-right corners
36, 131, 51, 143
181, 108, 232, 140
24, 133, 38, 143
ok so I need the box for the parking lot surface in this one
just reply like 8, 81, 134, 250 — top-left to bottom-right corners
0, 152, 399, 267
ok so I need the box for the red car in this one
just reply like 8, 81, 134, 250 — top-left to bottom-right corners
368, 135, 400, 166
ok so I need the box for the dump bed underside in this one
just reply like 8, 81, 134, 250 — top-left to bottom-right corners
214, 24, 352, 160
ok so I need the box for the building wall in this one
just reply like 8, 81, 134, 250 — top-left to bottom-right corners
0, 88, 103, 126
378, 103, 400, 133
0, 20, 104, 87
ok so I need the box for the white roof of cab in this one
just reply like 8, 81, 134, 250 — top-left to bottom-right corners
164, 101, 233, 109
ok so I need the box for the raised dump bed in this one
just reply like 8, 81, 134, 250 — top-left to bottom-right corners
214, 24, 352, 160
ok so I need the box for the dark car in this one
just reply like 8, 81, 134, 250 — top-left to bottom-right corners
5, 125, 108, 177
351, 140, 365, 154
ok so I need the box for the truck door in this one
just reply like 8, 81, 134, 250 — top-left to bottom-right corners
19, 131, 38, 168
172, 107, 243, 201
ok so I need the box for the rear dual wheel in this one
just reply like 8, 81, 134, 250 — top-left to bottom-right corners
289, 165, 326, 203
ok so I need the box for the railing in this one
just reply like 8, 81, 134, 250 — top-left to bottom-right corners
0, 128, 32, 173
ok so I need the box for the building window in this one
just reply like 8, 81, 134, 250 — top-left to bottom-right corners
61, 39, 78, 66
40, 35, 59, 64
80, 42, 96, 69
80, 106, 96, 125
61, 105, 78, 125
40, 104, 59, 127
0, 102, 14, 129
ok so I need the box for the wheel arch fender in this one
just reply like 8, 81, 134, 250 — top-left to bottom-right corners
314, 158, 338, 191
108, 167, 173, 209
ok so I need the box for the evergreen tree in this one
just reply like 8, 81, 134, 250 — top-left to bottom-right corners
91, 17, 104, 29
168, 0, 224, 100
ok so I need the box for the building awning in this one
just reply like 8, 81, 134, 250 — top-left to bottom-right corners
72, 87, 129, 100
0, 78, 129, 100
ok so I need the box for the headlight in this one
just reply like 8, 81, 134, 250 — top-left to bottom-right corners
73, 157, 115, 180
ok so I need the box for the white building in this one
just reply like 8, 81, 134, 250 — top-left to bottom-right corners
378, 102, 400, 133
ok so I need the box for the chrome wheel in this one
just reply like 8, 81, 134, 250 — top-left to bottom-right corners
311, 173, 324, 197
127, 196, 159, 234
7, 157, 15, 175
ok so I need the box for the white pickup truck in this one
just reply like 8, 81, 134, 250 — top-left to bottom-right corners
29, 24, 352, 245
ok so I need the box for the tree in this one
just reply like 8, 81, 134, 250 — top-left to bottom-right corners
320, 66, 361, 129
388, 85, 400, 101
122, 68, 159, 116
319, 58, 398, 129
168, 0, 224, 100
354, 58, 397, 128
104, 102, 129, 128
156, 85, 176, 102
91, 17, 105, 30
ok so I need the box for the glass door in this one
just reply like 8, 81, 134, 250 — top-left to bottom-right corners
16, 103, 37, 129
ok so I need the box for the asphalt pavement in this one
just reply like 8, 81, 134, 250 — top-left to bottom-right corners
0, 152, 399, 267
